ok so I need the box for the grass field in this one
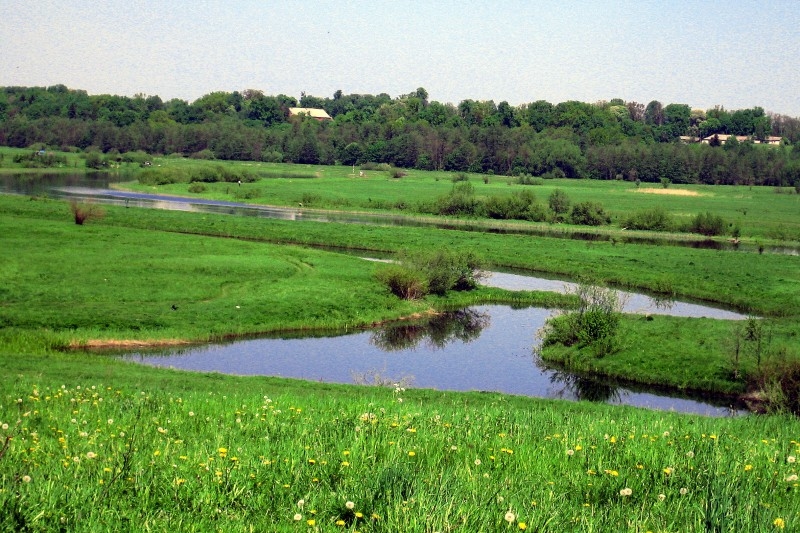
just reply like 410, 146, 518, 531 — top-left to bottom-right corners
2, 158, 800, 531
2, 349, 800, 532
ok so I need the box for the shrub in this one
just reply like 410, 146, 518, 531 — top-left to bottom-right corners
138, 168, 190, 185
389, 168, 407, 179
233, 188, 262, 200
541, 282, 624, 357
374, 264, 428, 300
190, 149, 215, 160
749, 356, 800, 415
434, 182, 484, 217
485, 190, 538, 220
375, 250, 485, 299
83, 150, 106, 169
517, 174, 544, 186
188, 183, 207, 193
569, 201, 611, 226
622, 206, 674, 231
70, 201, 105, 225
687, 211, 726, 236
120, 150, 150, 164
548, 189, 571, 222
451, 172, 469, 183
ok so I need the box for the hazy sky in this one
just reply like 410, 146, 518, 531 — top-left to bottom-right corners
3, 1, 799, 115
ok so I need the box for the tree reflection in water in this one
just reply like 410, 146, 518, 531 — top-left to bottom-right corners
546, 370, 623, 403
370, 308, 490, 351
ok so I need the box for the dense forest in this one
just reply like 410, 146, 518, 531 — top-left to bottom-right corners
2, 84, 800, 186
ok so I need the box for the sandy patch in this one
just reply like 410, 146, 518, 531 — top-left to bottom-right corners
634, 188, 702, 197
73, 339, 191, 349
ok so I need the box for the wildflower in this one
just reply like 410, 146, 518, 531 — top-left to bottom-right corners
336, 520, 345, 526
22, 475, 32, 483
663, 467, 674, 475
504, 511, 516, 523
658, 494, 666, 502
786, 474, 798, 482
566, 449, 575, 456
345, 501, 355, 509
293, 514, 302, 521
620, 488, 632, 496
773, 518, 785, 529
297, 499, 304, 508
604, 469, 619, 477
341, 461, 350, 467
788, 456, 796, 464
107, 419, 113, 425
680, 487, 689, 495
474, 459, 481, 466
744, 464, 753, 471
686, 451, 695, 458
86, 451, 97, 459
306, 519, 315, 526
518, 523, 527, 530
408, 451, 416, 457
1, 423, 8, 430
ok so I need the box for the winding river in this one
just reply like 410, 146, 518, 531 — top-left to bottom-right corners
4, 173, 757, 415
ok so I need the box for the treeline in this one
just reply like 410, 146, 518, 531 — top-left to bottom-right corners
2, 84, 800, 185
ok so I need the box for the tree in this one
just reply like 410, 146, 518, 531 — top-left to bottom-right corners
548, 189, 571, 221
644, 100, 664, 126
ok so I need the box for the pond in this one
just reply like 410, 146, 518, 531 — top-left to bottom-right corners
122, 270, 748, 417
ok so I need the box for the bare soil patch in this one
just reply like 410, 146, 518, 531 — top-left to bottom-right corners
73, 339, 191, 349
635, 188, 702, 197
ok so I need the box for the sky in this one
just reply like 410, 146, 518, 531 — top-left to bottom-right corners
2, 0, 800, 116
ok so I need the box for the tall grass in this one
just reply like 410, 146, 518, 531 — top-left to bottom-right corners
1, 359, 798, 532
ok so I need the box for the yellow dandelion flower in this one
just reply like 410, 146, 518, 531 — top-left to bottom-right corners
408, 451, 416, 457
663, 467, 674, 475
773, 518, 785, 529
519, 522, 527, 530
744, 464, 753, 471
306, 519, 315, 526
336, 520, 345, 526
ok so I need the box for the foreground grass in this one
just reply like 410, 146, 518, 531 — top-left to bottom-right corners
2, 352, 799, 532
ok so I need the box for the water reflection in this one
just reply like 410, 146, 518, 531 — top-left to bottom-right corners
119, 304, 747, 417
547, 371, 623, 403
370, 309, 490, 351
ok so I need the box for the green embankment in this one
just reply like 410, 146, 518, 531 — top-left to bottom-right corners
1, 348, 799, 531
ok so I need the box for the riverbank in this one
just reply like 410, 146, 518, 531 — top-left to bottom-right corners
2, 348, 799, 531
2, 193, 798, 400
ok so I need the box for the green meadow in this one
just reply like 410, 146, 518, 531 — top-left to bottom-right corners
1, 154, 800, 531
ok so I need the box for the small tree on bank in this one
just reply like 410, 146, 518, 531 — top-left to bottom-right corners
375, 249, 485, 300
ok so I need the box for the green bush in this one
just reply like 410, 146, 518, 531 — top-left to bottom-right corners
622, 206, 674, 231
541, 283, 623, 357
188, 183, 208, 193
686, 211, 726, 236
138, 167, 191, 185
569, 201, 611, 226
190, 149, 215, 160
376, 249, 484, 299
434, 182, 484, 217
548, 189, 571, 222
451, 172, 469, 183
374, 264, 428, 300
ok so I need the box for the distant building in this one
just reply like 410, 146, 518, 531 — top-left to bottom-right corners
288, 107, 332, 121
700, 134, 783, 145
